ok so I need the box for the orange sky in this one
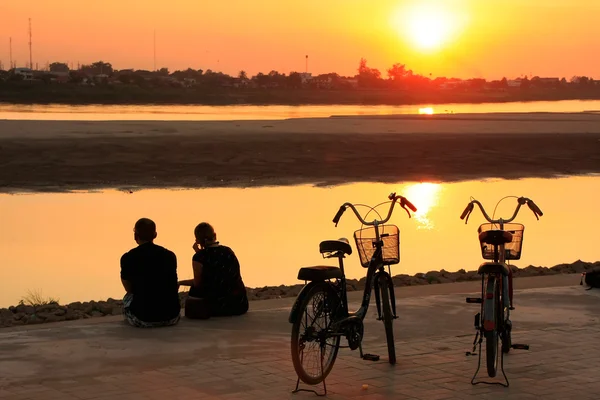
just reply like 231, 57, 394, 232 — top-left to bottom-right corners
1, 0, 599, 80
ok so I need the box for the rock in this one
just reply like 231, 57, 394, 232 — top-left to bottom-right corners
15, 304, 35, 315
13, 312, 25, 321
550, 259, 591, 274
35, 312, 53, 320
53, 307, 67, 317
35, 303, 59, 313
25, 315, 44, 325
64, 310, 81, 321
111, 307, 123, 316
67, 301, 83, 311
96, 301, 112, 315
42, 315, 66, 323
81, 302, 94, 314
0, 308, 13, 319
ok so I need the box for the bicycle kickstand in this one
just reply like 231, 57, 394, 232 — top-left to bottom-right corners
292, 348, 327, 396
468, 334, 509, 388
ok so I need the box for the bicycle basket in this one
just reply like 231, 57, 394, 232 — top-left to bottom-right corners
353, 224, 400, 268
478, 223, 525, 260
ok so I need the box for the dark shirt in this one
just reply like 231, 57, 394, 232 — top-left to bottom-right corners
120, 242, 181, 322
189, 245, 248, 313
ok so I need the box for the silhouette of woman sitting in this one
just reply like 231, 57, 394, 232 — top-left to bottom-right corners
179, 222, 249, 319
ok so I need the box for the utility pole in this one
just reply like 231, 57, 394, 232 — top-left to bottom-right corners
9, 37, 13, 69
28, 18, 33, 70
153, 30, 156, 71
305, 55, 308, 73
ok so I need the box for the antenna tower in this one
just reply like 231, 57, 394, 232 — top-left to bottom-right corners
28, 18, 33, 69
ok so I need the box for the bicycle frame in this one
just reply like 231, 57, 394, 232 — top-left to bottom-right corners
329, 237, 396, 332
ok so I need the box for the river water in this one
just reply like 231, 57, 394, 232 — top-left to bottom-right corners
0, 176, 598, 307
1, 100, 600, 121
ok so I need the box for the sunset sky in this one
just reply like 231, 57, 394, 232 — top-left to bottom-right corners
1, 0, 598, 80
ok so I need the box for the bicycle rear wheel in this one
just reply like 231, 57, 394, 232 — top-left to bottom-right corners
291, 282, 341, 385
484, 276, 499, 377
379, 273, 396, 365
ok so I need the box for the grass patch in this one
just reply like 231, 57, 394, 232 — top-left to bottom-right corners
19, 289, 60, 307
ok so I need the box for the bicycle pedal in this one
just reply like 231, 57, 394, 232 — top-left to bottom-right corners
509, 306, 515, 311
362, 353, 380, 361
511, 344, 530, 350
465, 351, 477, 356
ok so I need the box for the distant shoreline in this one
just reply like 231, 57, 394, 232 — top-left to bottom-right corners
1, 114, 600, 193
3, 85, 600, 106
0, 259, 596, 329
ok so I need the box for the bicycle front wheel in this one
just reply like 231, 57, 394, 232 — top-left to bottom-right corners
291, 282, 341, 385
379, 274, 396, 365
484, 276, 499, 377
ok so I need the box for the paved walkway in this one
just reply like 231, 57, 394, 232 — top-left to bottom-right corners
1, 275, 599, 400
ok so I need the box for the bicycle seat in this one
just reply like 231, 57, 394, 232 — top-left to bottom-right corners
319, 239, 352, 255
298, 266, 343, 281
478, 262, 511, 276
478, 230, 513, 246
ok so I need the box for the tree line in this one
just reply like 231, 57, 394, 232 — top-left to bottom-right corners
1, 58, 596, 93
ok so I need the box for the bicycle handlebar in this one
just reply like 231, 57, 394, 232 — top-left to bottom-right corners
333, 192, 417, 227
460, 197, 543, 224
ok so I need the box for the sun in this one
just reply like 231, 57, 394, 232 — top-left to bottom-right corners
392, 3, 465, 52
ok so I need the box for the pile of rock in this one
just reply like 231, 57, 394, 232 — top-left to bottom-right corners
229, 259, 600, 301
2, 260, 597, 329
0, 299, 123, 328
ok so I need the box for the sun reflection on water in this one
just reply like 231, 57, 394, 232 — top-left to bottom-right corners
403, 182, 442, 229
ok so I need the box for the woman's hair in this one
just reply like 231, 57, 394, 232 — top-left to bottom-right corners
194, 222, 217, 246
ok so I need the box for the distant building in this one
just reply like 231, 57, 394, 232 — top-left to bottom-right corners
299, 72, 312, 84
312, 76, 333, 89
12, 67, 34, 80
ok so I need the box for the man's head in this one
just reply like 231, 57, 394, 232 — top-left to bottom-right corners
134, 218, 157, 244
194, 222, 217, 247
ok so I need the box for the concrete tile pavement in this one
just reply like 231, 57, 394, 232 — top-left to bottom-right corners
0, 276, 599, 399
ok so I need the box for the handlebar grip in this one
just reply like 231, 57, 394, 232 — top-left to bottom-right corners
460, 203, 474, 220
527, 200, 543, 217
403, 198, 417, 212
332, 206, 346, 225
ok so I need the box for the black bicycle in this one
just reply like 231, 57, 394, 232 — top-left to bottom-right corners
289, 192, 416, 395
461, 196, 543, 386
